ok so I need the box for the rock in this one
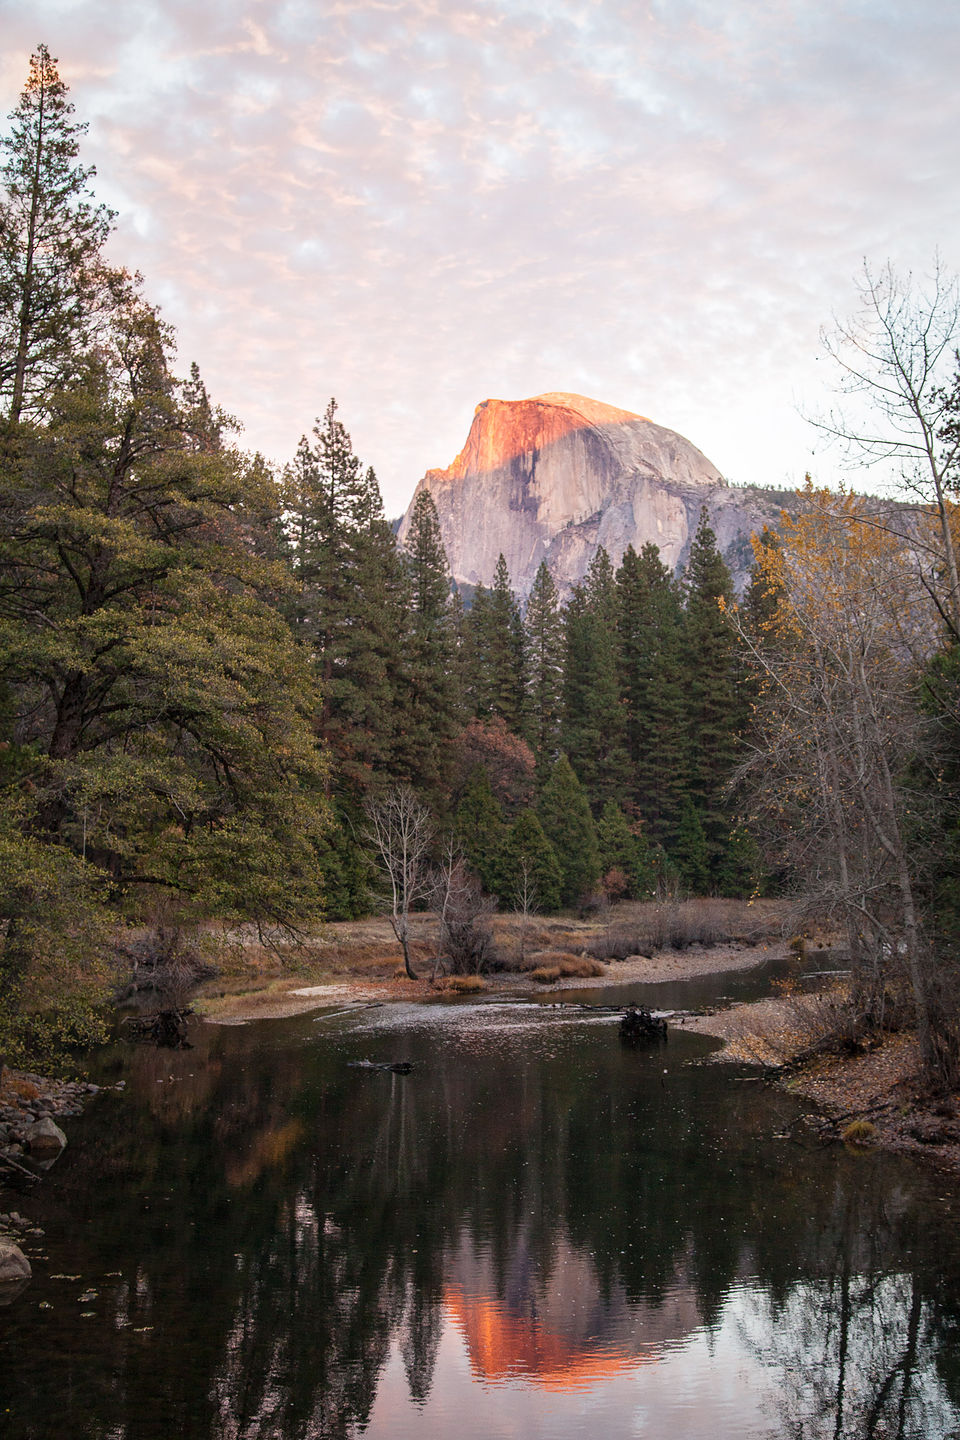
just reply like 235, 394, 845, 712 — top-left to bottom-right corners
25, 1116, 67, 1156
908, 1116, 960, 1145
399, 391, 786, 599
0, 1243, 31, 1283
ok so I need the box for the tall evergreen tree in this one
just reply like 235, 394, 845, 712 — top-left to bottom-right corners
596, 800, 641, 898
495, 809, 562, 914
0, 45, 115, 423
398, 489, 459, 794
681, 507, 743, 888
281, 402, 403, 797
561, 548, 629, 810
0, 292, 330, 993
460, 581, 489, 719
471, 554, 525, 730
333, 465, 408, 792
524, 560, 564, 766
616, 543, 689, 844
537, 754, 601, 905
455, 766, 505, 894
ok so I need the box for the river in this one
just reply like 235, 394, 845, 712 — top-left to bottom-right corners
1, 964, 959, 1439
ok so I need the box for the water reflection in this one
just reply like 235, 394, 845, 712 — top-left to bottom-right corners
0, 999, 957, 1439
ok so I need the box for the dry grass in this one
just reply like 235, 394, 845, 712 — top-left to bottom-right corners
527, 953, 607, 984
192, 978, 303, 1019
586, 898, 787, 962
433, 974, 487, 994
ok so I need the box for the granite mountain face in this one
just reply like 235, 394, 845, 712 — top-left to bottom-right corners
398, 392, 784, 598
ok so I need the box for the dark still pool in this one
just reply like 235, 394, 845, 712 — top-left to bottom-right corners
1, 991, 959, 1439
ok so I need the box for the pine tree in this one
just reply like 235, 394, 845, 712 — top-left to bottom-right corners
0, 291, 330, 984
681, 507, 743, 887
0, 45, 115, 423
537, 754, 601, 906
616, 543, 689, 844
460, 581, 489, 719
398, 489, 459, 794
561, 548, 629, 810
333, 465, 408, 793
281, 404, 404, 798
455, 766, 505, 894
524, 560, 564, 766
596, 800, 641, 898
674, 798, 710, 894
495, 809, 562, 914
463, 556, 525, 732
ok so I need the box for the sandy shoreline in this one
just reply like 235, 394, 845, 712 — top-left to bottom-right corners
202, 940, 790, 1025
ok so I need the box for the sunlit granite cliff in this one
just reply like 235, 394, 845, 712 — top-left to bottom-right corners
399, 392, 783, 597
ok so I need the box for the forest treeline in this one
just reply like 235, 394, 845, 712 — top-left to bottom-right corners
1, 48, 959, 1083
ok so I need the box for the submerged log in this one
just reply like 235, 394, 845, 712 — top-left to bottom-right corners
347, 1060, 413, 1075
123, 1008, 194, 1049
619, 1007, 667, 1045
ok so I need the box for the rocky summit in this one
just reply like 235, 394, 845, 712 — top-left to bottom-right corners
399, 392, 784, 597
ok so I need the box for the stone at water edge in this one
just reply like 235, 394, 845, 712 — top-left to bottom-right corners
25, 1115, 67, 1156
0, 1242, 31, 1283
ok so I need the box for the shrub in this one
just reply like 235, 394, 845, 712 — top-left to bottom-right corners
433, 974, 486, 994
528, 952, 606, 982
841, 1119, 876, 1144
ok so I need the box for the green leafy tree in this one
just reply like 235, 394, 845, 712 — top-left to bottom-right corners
537, 753, 601, 906
0, 44, 115, 423
0, 799, 110, 1065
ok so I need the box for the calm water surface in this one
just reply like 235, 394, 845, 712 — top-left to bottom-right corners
1, 970, 959, 1439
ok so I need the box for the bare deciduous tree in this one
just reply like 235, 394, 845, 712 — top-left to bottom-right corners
813, 257, 960, 635
734, 488, 956, 1080
430, 836, 494, 976
364, 786, 434, 980
512, 857, 539, 968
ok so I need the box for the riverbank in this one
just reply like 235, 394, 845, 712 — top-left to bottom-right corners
198, 940, 790, 1023
685, 996, 960, 1174
194, 897, 792, 1024
0, 1068, 103, 1187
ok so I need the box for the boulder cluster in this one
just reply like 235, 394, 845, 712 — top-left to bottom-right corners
0, 1070, 99, 1168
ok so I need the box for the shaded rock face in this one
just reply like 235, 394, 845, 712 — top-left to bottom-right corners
0, 1242, 31, 1284
25, 1116, 67, 1157
399, 392, 782, 597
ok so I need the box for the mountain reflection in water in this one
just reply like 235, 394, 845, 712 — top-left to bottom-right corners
0, 996, 958, 1439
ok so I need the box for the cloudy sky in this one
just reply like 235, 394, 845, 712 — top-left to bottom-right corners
2, 0, 959, 515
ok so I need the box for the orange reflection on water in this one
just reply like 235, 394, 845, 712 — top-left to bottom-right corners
444, 1284, 652, 1394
